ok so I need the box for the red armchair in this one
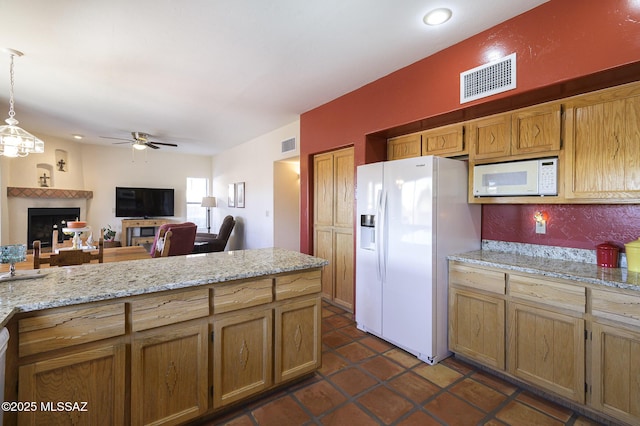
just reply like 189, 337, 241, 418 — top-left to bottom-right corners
150, 222, 197, 257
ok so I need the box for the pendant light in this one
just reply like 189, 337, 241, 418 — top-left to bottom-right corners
0, 48, 44, 157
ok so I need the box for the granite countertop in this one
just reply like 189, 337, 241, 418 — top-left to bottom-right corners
449, 249, 640, 292
0, 247, 328, 327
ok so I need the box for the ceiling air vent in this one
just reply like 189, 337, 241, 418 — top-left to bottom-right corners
281, 137, 296, 153
460, 53, 516, 103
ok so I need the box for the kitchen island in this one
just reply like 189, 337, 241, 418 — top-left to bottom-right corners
449, 248, 640, 426
0, 248, 327, 425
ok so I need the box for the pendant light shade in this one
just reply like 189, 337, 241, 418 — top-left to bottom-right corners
0, 49, 44, 157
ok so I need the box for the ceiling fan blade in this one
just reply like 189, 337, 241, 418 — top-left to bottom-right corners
112, 141, 133, 145
100, 136, 133, 142
148, 141, 178, 147
145, 142, 160, 149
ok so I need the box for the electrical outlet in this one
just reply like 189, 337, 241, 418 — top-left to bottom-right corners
536, 221, 546, 234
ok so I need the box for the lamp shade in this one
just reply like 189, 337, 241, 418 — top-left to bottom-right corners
201, 196, 217, 208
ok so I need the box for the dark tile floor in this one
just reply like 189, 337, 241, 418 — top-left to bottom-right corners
202, 302, 605, 426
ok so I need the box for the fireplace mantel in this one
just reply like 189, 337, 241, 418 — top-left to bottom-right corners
7, 187, 93, 199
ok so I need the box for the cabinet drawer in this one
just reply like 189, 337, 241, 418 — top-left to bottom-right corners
591, 288, 640, 327
19, 303, 125, 357
509, 274, 585, 313
449, 263, 505, 294
213, 279, 273, 314
275, 270, 322, 300
131, 288, 209, 332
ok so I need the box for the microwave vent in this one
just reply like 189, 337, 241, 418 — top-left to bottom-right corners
460, 53, 516, 103
281, 137, 296, 153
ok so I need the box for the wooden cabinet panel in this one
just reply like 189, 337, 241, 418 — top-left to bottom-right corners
509, 274, 585, 313
274, 296, 321, 383
213, 308, 273, 408
387, 133, 421, 160
18, 343, 126, 426
313, 153, 334, 226
511, 103, 562, 155
333, 148, 355, 229
333, 229, 354, 311
422, 123, 465, 156
449, 262, 505, 294
449, 287, 505, 369
131, 321, 208, 426
565, 83, 640, 199
591, 322, 640, 424
18, 303, 125, 357
508, 302, 584, 403
275, 270, 322, 301
314, 228, 333, 300
469, 114, 511, 160
213, 279, 273, 314
131, 288, 209, 331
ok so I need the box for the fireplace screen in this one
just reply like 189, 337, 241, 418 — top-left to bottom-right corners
27, 207, 80, 249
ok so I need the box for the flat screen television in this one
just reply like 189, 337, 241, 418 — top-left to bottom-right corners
115, 187, 175, 218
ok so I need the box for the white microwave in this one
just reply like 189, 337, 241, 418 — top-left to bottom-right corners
473, 157, 558, 197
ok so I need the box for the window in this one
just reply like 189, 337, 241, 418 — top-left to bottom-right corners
186, 177, 208, 231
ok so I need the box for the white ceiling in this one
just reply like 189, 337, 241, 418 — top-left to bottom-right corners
0, 0, 547, 155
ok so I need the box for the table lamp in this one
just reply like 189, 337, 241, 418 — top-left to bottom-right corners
201, 196, 217, 233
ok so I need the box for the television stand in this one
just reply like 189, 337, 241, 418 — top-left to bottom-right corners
121, 218, 172, 247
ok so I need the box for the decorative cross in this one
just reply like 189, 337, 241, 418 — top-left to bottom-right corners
39, 172, 50, 187
57, 158, 66, 171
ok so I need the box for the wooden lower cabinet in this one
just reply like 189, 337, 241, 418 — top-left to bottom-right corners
18, 343, 126, 426
212, 307, 273, 408
507, 302, 585, 403
591, 322, 640, 424
131, 321, 209, 426
274, 296, 321, 383
449, 287, 505, 369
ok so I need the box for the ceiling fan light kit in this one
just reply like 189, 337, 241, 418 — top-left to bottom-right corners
0, 48, 45, 157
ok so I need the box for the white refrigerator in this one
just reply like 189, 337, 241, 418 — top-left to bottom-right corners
355, 155, 481, 365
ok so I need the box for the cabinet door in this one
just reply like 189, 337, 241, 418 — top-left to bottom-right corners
313, 152, 334, 226
274, 296, 321, 383
422, 124, 465, 157
333, 148, 355, 229
387, 133, 421, 160
333, 228, 354, 310
449, 287, 505, 369
213, 308, 273, 408
314, 228, 333, 300
511, 103, 562, 156
565, 84, 640, 199
131, 321, 208, 426
18, 344, 126, 426
507, 302, 584, 403
591, 322, 640, 425
469, 114, 511, 160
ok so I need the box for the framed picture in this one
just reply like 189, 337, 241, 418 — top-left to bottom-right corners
236, 182, 245, 208
228, 183, 236, 207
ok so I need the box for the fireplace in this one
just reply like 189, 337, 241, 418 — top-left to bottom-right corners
27, 207, 81, 249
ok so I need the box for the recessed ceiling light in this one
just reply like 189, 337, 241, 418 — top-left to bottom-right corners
423, 8, 452, 26
72, 134, 83, 140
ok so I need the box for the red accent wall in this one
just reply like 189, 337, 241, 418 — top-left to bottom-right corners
299, 0, 640, 254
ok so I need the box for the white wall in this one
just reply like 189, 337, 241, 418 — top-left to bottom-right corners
211, 120, 300, 250
1, 134, 212, 245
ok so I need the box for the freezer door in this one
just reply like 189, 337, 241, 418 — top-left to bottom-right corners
381, 156, 435, 357
355, 162, 383, 335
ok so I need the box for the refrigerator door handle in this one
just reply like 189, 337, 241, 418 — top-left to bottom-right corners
378, 190, 388, 283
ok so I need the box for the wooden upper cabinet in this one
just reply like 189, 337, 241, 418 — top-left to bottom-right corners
333, 148, 355, 229
512, 103, 562, 155
387, 133, 421, 160
422, 123, 465, 156
564, 82, 640, 199
313, 152, 334, 226
469, 103, 561, 162
469, 113, 511, 160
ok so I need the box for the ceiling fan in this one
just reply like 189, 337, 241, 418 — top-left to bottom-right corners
101, 132, 178, 150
